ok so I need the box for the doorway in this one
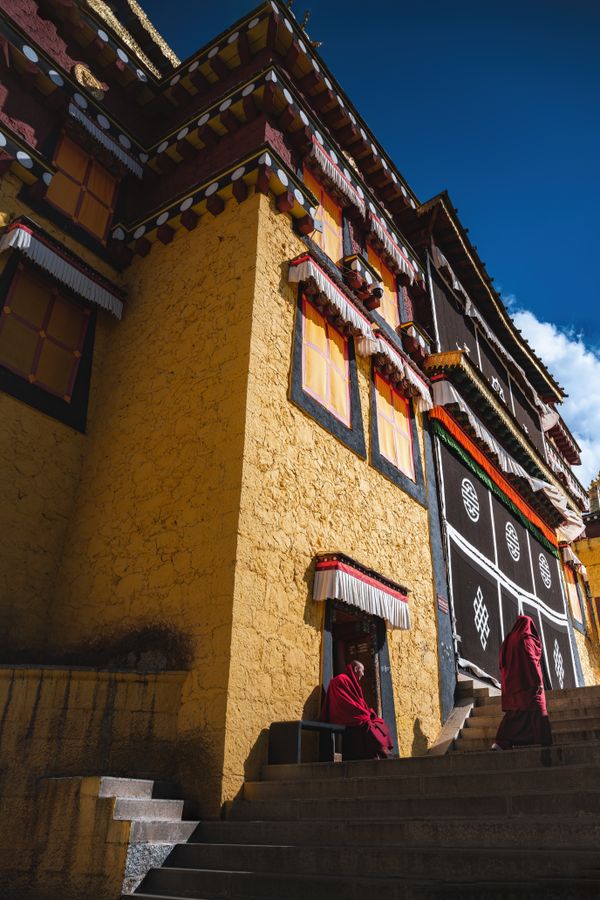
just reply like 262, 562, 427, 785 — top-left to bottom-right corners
332, 601, 382, 715
322, 599, 399, 754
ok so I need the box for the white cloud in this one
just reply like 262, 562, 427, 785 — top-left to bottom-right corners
511, 308, 600, 489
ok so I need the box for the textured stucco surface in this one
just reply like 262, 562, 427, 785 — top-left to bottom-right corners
48, 194, 261, 812
0, 171, 116, 653
220, 194, 442, 801
572, 536, 600, 683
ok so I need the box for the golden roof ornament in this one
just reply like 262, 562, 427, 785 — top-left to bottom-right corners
73, 63, 106, 101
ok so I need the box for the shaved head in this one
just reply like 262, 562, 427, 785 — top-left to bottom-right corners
351, 660, 365, 680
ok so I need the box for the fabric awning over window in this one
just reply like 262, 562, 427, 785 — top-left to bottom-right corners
0, 219, 124, 318
288, 255, 375, 339
356, 332, 432, 413
309, 138, 366, 216
313, 555, 410, 629
368, 212, 419, 285
68, 103, 143, 178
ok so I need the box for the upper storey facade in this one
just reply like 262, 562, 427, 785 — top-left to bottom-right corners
0, 1, 587, 531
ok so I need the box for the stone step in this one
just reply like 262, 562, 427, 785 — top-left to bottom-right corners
262, 740, 600, 782
162, 843, 600, 882
130, 820, 200, 844
469, 704, 600, 723
478, 685, 600, 707
228, 788, 600, 822
457, 728, 600, 747
463, 718, 600, 739
113, 798, 185, 822
191, 815, 600, 850
98, 776, 154, 799
134, 867, 600, 900
244, 762, 599, 802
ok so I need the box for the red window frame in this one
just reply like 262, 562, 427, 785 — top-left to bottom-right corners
0, 264, 90, 402
45, 134, 118, 242
301, 295, 351, 426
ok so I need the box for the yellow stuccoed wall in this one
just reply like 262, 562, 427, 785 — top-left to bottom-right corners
573, 536, 600, 682
0, 171, 117, 654
48, 193, 262, 813
219, 194, 442, 801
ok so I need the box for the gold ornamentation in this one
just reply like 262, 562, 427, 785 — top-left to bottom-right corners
73, 63, 105, 100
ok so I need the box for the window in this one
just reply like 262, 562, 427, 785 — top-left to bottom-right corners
290, 291, 365, 457
367, 246, 400, 330
303, 167, 343, 263
374, 372, 414, 479
45, 135, 118, 240
0, 265, 90, 402
302, 296, 350, 425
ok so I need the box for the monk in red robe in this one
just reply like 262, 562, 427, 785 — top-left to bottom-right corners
492, 615, 552, 750
321, 660, 394, 759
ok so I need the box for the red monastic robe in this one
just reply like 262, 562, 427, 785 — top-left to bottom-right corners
495, 615, 552, 749
320, 663, 394, 759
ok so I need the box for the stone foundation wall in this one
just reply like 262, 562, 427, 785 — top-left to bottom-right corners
0, 666, 183, 895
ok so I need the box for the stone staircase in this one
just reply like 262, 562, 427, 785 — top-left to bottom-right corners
454, 683, 600, 752
99, 776, 199, 893
128, 685, 600, 899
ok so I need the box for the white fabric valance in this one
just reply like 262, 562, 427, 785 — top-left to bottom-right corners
288, 256, 374, 339
0, 223, 124, 319
68, 103, 143, 178
355, 334, 432, 412
432, 379, 585, 541
313, 558, 410, 629
561, 545, 588, 580
432, 245, 466, 295
540, 406, 560, 432
310, 140, 366, 216
368, 213, 418, 284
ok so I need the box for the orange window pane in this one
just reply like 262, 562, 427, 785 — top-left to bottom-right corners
86, 160, 116, 205
303, 300, 329, 353
304, 343, 328, 403
78, 194, 112, 239
375, 372, 414, 479
8, 270, 51, 327
302, 297, 350, 425
45, 171, 82, 219
55, 135, 89, 182
368, 246, 400, 329
329, 367, 349, 422
0, 315, 40, 375
303, 167, 343, 262
46, 295, 87, 348
34, 340, 76, 397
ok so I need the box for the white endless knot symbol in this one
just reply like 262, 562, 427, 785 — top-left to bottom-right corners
553, 639, 565, 689
491, 376, 506, 403
473, 586, 490, 650
539, 553, 552, 589
505, 522, 520, 561
461, 478, 480, 522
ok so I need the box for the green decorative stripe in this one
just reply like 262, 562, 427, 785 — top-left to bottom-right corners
432, 420, 559, 558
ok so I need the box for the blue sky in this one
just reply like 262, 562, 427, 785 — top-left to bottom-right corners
139, 0, 600, 483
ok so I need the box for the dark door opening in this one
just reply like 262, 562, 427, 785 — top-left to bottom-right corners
331, 600, 382, 716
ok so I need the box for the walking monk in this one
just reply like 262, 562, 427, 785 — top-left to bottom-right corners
321, 660, 394, 759
492, 615, 553, 750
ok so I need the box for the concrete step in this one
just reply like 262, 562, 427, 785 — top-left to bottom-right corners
134, 867, 600, 900
98, 776, 154, 799
262, 740, 600, 782
455, 730, 600, 751
130, 820, 200, 844
113, 798, 185, 822
162, 843, 600, 882
462, 718, 600, 739
191, 815, 600, 850
228, 788, 600, 822
244, 762, 600, 802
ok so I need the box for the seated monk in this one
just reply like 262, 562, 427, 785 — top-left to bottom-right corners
492, 615, 553, 750
320, 660, 394, 760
